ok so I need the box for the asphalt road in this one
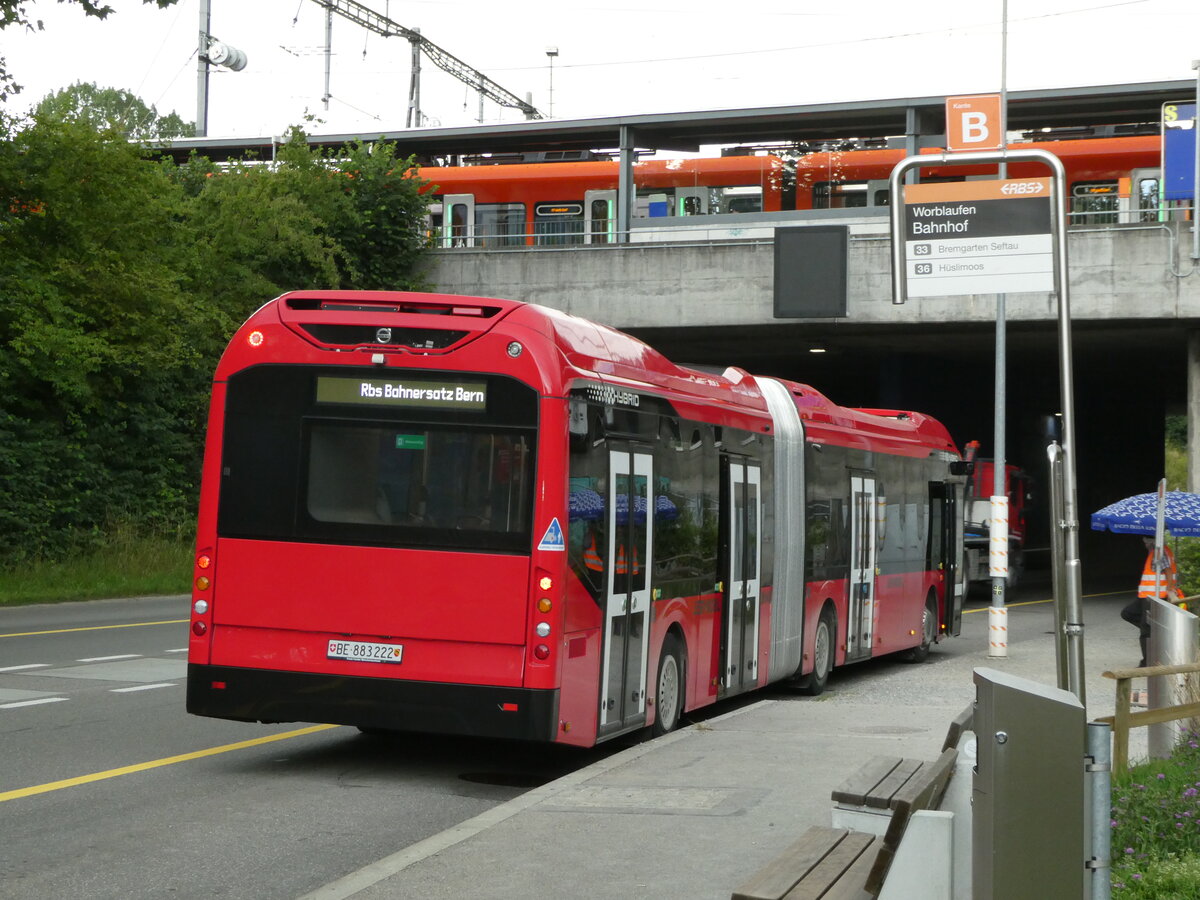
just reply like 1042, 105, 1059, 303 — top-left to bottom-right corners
0, 570, 1128, 898
0, 596, 629, 900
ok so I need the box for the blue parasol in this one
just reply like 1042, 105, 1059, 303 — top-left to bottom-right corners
568, 488, 604, 522
1090, 491, 1200, 537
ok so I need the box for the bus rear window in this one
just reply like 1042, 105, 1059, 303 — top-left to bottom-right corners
306, 424, 533, 538
217, 364, 538, 553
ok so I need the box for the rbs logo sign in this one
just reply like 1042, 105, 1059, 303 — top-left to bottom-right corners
945, 94, 1004, 152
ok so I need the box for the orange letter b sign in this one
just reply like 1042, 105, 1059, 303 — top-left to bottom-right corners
946, 94, 1004, 152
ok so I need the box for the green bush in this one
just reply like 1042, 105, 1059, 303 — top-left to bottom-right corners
0, 112, 429, 569
1174, 538, 1200, 598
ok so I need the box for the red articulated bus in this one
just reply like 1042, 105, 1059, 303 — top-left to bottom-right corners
186, 291, 966, 747
418, 134, 1163, 246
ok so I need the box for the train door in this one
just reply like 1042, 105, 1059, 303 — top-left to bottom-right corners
723, 458, 761, 690
929, 481, 964, 637
441, 194, 475, 247
1125, 168, 1161, 223
598, 448, 653, 734
584, 190, 615, 244
676, 187, 709, 217
845, 474, 877, 662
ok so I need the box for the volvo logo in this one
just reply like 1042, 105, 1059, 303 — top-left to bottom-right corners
375, 327, 393, 344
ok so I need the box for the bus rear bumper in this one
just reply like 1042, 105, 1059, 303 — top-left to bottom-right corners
187, 664, 560, 742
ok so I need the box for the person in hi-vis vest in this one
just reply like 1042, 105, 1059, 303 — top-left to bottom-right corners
1121, 537, 1186, 667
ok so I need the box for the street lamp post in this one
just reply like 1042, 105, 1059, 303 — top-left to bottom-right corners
546, 47, 559, 118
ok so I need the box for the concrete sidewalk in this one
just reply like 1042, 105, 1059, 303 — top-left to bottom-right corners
303, 588, 1145, 900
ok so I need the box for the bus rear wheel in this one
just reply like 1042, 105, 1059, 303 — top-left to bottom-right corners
652, 634, 683, 737
798, 608, 836, 696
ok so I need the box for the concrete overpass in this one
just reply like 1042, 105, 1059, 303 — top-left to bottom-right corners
422, 210, 1200, 581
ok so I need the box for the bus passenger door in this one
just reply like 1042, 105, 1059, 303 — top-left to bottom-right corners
584, 190, 615, 244
845, 474, 877, 662
441, 194, 475, 247
930, 481, 965, 637
723, 459, 761, 690
599, 448, 654, 733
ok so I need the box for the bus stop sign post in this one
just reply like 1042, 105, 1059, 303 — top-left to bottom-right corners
888, 148, 1086, 701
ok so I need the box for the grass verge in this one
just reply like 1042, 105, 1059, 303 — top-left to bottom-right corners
0, 533, 191, 606
1112, 732, 1200, 897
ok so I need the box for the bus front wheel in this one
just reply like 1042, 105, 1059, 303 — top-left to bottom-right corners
652, 634, 684, 737
902, 595, 938, 663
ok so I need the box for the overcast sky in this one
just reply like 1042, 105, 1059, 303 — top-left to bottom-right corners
3, 0, 1197, 139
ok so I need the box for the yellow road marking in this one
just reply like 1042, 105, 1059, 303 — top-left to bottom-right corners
963, 588, 1130, 613
0, 723, 340, 803
0, 619, 188, 638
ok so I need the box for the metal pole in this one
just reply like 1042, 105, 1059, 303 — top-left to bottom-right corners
1047, 441, 1070, 690
546, 47, 558, 118
406, 31, 421, 128
323, 7, 332, 111
989, 0, 1010, 654
617, 125, 635, 244
1052, 151, 1087, 705
1088, 721, 1113, 900
196, 0, 211, 137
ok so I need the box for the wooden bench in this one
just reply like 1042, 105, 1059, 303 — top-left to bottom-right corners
731, 748, 958, 900
731, 826, 877, 900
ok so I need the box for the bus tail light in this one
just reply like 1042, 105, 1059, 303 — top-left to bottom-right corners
533, 645, 550, 660
192, 549, 214, 642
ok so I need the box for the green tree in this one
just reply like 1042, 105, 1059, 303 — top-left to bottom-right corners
0, 114, 206, 560
329, 139, 431, 289
0, 114, 432, 565
35, 82, 193, 140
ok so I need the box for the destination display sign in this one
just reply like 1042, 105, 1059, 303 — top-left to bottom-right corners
316, 375, 488, 410
902, 178, 1054, 297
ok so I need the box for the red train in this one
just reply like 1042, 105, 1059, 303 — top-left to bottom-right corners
416, 134, 1166, 246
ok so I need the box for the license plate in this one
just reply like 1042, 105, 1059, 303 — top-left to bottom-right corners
327, 639, 404, 663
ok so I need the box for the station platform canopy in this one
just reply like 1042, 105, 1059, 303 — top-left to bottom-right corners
154, 79, 1194, 163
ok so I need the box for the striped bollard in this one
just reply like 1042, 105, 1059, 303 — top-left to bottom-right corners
987, 495, 1009, 658
988, 605, 1009, 658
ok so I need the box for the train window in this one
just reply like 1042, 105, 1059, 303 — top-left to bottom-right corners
717, 186, 763, 214
814, 182, 869, 209
680, 196, 703, 216
534, 200, 585, 246
590, 199, 611, 244
475, 203, 526, 248
1070, 182, 1119, 225
1136, 176, 1160, 223
449, 203, 469, 247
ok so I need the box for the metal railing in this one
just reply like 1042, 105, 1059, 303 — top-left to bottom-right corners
431, 199, 1197, 251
